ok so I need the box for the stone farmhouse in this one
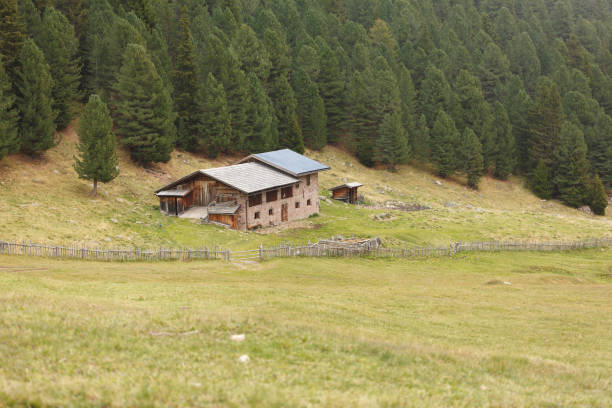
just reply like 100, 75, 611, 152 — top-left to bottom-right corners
155, 149, 330, 230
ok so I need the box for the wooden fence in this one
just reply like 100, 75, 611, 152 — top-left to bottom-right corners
257, 238, 612, 261
0, 238, 610, 263
0, 241, 230, 262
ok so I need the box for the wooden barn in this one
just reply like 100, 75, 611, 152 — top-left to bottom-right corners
155, 149, 330, 230
329, 182, 363, 204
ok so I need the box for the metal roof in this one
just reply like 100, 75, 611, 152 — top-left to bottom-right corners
243, 149, 330, 177
155, 162, 299, 195
330, 182, 363, 190
156, 189, 192, 197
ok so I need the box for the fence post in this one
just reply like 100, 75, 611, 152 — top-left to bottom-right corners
259, 243, 263, 261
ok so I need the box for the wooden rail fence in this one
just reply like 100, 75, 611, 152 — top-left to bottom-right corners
0, 238, 610, 263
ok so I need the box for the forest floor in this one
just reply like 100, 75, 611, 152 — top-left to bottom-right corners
0, 125, 610, 250
1, 250, 611, 407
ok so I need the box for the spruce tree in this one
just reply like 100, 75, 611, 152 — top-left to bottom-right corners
553, 122, 589, 208
200, 73, 231, 158
16, 39, 56, 155
284, 113, 305, 154
74, 94, 118, 196
430, 110, 459, 178
0, 0, 26, 78
112, 44, 175, 165
419, 64, 451, 127
527, 78, 564, 169
36, 7, 81, 129
292, 68, 326, 150
461, 128, 484, 189
172, 7, 200, 151
0, 56, 19, 158
489, 102, 515, 180
412, 114, 430, 162
243, 73, 277, 153
375, 112, 410, 170
315, 37, 344, 143
586, 174, 607, 216
530, 159, 554, 199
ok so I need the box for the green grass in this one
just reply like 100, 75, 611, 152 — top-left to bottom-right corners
0, 126, 610, 250
1, 249, 611, 407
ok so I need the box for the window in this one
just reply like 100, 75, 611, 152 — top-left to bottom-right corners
295, 183, 300, 190
268, 208, 273, 215
281, 186, 293, 199
306, 175, 311, 186
295, 202, 300, 209
307, 199, 311, 206
249, 193, 262, 207
254, 211, 260, 219
266, 190, 278, 202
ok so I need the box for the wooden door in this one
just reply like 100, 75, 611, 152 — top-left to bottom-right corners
281, 203, 288, 221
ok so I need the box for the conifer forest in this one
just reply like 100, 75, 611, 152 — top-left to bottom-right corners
0, 0, 611, 212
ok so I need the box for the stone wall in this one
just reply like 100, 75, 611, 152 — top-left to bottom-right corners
244, 173, 319, 230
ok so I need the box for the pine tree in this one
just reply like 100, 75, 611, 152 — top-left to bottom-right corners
112, 44, 175, 165
74, 94, 118, 196
461, 128, 484, 189
0, 0, 26, 78
430, 110, 459, 178
16, 39, 56, 155
172, 7, 200, 151
375, 112, 410, 170
586, 174, 607, 216
36, 7, 81, 129
553, 122, 589, 208
0, 56, 19, 158
200, 73, 231, 158
530, 159, 554, 199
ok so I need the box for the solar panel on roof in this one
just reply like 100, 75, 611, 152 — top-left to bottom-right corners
252, 149, 330, 176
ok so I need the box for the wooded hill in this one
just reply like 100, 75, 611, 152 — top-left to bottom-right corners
0, 0, 611, 213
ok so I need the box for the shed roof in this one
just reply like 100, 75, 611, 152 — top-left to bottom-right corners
156, 162, 299, 195
330, 182, 363, 191
156, 189, 192, 197
241, 149, 330, 177
208, 203, 240, 215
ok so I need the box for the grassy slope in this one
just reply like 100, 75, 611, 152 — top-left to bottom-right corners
1, 250, 611, 407
0, 125, 610, 250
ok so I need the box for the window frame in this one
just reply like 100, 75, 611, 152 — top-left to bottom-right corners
249, 193, 262, 207
266, 190, 278, 202
281, 186, 293, 199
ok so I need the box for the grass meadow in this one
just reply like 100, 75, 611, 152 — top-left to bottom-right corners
1, 249, 611, 407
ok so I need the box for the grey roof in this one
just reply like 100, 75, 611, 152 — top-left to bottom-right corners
330, 182, 363, 190
156, 189, 192, 197
208, 203, 240, 215
204, 162, 298, 194
155, 162, 299, 195
243, 149, 330, 177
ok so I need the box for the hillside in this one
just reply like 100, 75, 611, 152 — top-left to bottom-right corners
0, 126, 610, 250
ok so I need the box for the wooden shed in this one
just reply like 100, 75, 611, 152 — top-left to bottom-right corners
329, 182, 363, 204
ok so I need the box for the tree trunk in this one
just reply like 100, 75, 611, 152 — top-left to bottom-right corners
92, 179, 98, 196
